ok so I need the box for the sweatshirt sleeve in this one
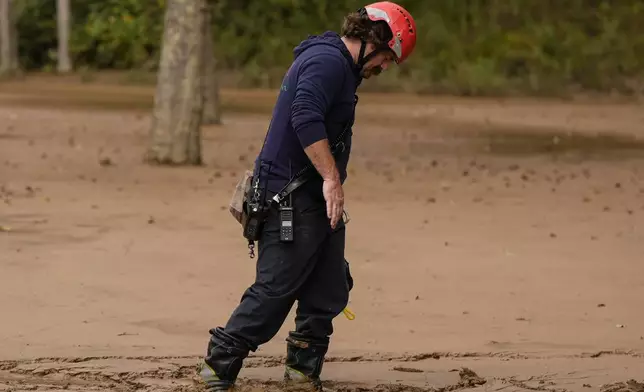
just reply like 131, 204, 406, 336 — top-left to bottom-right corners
291, 53, 346, 149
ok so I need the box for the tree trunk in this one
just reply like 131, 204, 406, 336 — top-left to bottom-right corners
0, 0, 19, 76
8, 1, 17, 70
56, 0, 72, 73
146, 0, 207, 165
201, 7, 222, 125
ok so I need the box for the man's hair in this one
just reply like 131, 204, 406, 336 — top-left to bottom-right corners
341, 11, 393, 46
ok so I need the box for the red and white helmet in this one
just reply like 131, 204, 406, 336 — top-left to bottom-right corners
363, 1, 417, 64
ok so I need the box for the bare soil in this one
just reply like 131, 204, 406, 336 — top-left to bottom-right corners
1, 75, 644, 392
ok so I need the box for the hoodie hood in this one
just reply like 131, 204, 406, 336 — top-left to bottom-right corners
293, 31, 362, 82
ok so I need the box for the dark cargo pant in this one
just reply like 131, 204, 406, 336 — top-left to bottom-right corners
202, 186, 352, 385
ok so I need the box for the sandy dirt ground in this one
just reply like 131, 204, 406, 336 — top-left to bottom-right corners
1, 77, 644, 392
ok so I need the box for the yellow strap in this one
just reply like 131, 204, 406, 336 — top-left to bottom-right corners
342, 307, 355, 320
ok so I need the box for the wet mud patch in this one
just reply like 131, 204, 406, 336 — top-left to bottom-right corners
0, 79, 275, 115
0, 213, 49, 237
0, 357, 488, 392
2, 355, 644, 392
0, 213, 107, 248
0, 133, 23, 140
470, 128, 644, 160
601, 380, 644, 392
399, 125, 644, 163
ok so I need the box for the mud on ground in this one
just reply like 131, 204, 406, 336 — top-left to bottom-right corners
1, 353, 644, 392
1, 76, 644, 391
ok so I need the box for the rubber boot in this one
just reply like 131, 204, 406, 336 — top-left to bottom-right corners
198, 361, 234, 391
199, 327, 251, 391
283, 332, 330, 391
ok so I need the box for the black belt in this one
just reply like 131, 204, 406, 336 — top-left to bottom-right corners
270, 139, 346, 206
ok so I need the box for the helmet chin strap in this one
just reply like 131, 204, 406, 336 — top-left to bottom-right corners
357, 40, 368, 69
357, 39, 386, 75
355, 8, 393, 75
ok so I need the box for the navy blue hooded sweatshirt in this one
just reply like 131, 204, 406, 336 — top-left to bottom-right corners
255, 31, 362, 196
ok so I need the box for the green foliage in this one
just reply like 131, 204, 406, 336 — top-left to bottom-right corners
17, 0, 164, 70
15, 0, 644, 96
70, 0, 165, 69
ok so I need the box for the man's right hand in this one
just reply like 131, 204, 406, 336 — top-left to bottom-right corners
303, 138, 345, 229
323, 178, 344, 229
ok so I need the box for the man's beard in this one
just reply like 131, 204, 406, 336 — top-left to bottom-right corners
360, 66, 383, 79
